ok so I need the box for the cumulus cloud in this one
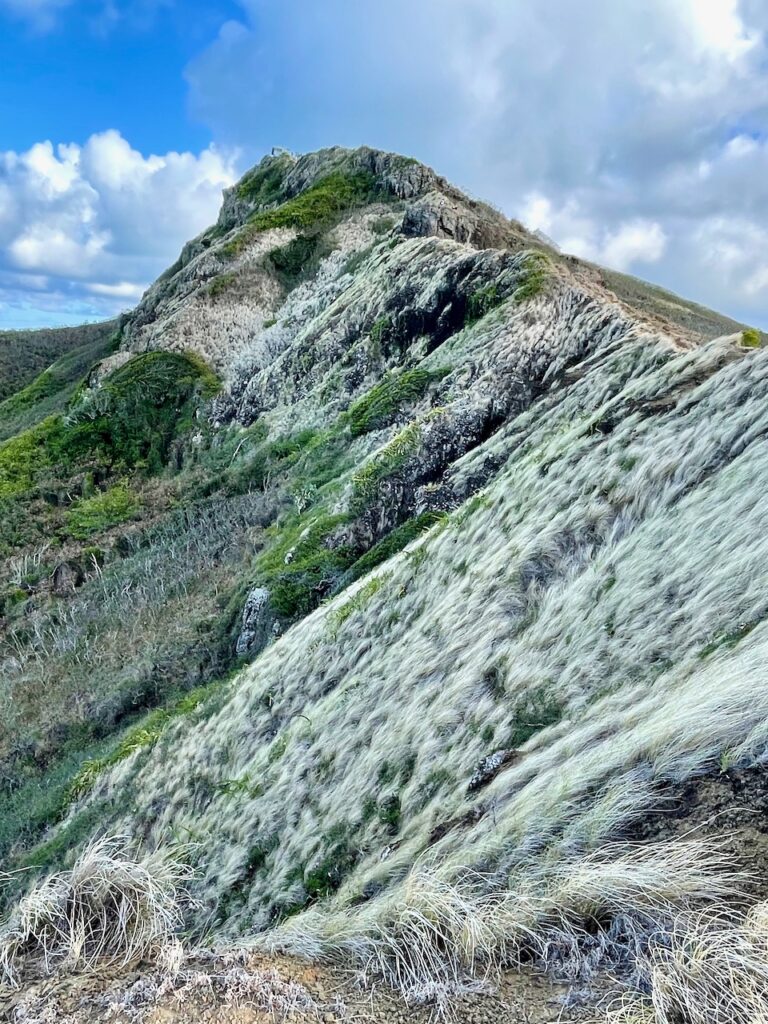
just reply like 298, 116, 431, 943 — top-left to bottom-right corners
187, 0, 768, 327
0, 131, 237, 326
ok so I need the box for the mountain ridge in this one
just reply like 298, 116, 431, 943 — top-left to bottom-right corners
1, 145, 767, 1022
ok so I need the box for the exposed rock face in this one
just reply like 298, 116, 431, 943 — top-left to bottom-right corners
236, 586, 276, 657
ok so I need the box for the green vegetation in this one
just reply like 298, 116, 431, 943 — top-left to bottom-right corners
346, 367, 449, 436
0, 321, 116, 403
265, 233, 335, 291
371, 215, 396, 235
466, 284, 502, 324
207, 271, 237, 299
250, 172, 381, 231
369, 316, 392, 352
0, 330, 118, 442
257, 512, 353, 619
504, 688, 566, 748
465, 254, 550, 326
69, 351, 220, 474
345, 512, 447, 582
700, 617, 762, 658
66, 485, 140, 539
742, 327, 762, 348
349, 422, 421, 514
236, 154, 291, 204
69, 681, 229, 800
327, 574, 389, 635
302, 821, 360, 900
224, 171, 387, 258
513, 251, 551, 303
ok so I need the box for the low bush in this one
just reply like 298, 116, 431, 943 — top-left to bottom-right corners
66, 484, 140, 539
742, 327, 762, 348
224, 171, 386, 258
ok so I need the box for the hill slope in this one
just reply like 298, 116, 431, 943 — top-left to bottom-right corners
1, 146, 767, 1020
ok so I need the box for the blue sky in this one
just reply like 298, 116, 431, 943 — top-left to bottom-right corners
0, 0, 766, 330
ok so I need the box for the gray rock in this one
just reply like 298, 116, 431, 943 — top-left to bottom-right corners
235, 587, 274, 657
467, 749, 522, 792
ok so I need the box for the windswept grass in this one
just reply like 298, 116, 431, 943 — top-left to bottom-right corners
0, 835, 193, 986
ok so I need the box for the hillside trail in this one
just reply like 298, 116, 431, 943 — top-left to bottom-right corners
2, 950, 608, 1024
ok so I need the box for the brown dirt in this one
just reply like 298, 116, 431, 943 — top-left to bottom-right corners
630, 765, 768, 899
1, 951, 611, 1024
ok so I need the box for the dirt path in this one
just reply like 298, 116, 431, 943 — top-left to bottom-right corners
2, 951, 608, 1024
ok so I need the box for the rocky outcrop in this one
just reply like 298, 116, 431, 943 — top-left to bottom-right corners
236, 586, 278, 657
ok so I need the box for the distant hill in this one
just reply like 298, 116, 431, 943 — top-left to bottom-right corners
0, 320, 117, 402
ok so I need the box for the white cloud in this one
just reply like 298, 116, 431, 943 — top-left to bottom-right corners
601, 220, 667, 271
0, 130, 238, 325
187, 0, 768, 327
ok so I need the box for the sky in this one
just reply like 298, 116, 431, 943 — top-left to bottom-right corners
0, 0, 766, 330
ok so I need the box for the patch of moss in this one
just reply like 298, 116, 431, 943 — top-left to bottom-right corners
348, 422, 421, 514
345, 512, 447, 583
466, 283, 502, 324
514, 251, 551, 303
257, 511, 354, 619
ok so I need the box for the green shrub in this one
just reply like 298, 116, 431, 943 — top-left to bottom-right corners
207, 271, 237, 299
66, 485, 140, 539
514, 251, 551, 303
742, 327, 762, 348
0, 417, 64, 500
236, 154, 292, 204
69, 351, 220, 474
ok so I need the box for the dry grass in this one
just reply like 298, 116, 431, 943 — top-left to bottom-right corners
0, 836, 193, 987
269, 836, 745, 1012
602, 901, 768, 1023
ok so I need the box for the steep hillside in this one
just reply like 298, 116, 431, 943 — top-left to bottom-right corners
1, 146, 767, 1021
0, 321, 117, 404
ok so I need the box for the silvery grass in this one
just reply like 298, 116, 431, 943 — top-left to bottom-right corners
264, 836, 746, 1011
0, 836, 194, 987
601, 902, 768, 1024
